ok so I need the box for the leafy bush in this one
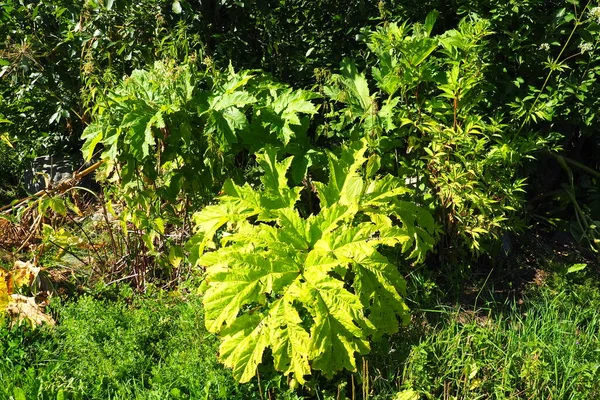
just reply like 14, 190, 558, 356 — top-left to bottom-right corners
0, 141, 23, 203
189, 140, 437, 383
0, 0, 206, 200
81, 60, 320, 286
323, 13, 549, 257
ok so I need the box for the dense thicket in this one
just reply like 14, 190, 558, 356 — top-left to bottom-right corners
1, 0, 599, 392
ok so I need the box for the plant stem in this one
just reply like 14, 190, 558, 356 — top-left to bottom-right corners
554, 154, 600, 179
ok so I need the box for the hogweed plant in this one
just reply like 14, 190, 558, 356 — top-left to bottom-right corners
188, 140, 437, 384
81, 60, 320, 287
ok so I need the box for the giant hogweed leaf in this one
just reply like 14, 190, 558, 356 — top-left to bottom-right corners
222, 68, 255, 93
302, 250, 374, 376
300, 261, 372, 376
192, 181, 261, 234
205, 109, 245, 150
269, 294, 312, 383
218, 313, 270, 383
362, 174, 411, 206
316, 224, 411, 338
271, 89, 319, 119
84, 62, 196, 163
314, 141, 367, 207
201, 250, 300, 332
122, 110, 154, 160
221, 179, 263, 209
209, 90, 256, 112
351, 252, 410, 339
244, 86, 318, 148
122, 62, 194, 107
274, 208, 311, 251
391, 201, 437, 262
359, 175, 437, 263
392, 201, 436, 236
189, 151, 303, 264
307, 203, 357, 245
199, 77, 256, 150
314, 223, 377, 257
188, 180, 262, 261
204, 90, 255, 148
257, 149, 302, 211
223, 221, 297, 260
309, 309, 369, 377
266, 88, 319, 144
189, 200, 255, 257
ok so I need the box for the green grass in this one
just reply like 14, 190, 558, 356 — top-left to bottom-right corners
0, 285, 301, 400
2, 268, 600, 400
395, 272, 600, 399
0, 318, 60, 400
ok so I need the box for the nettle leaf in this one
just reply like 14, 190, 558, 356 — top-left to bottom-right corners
192, 139, 437, 384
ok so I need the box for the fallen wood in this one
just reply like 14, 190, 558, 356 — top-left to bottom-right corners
0, 160, 105, 214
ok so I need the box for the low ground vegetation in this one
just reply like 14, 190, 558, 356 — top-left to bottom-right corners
1, 260, 598, 399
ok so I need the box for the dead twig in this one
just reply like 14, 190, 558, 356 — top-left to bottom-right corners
0, 160, 104, 214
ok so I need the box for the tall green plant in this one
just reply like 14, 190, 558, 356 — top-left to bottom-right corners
324, 13, 548, 256
188, 140, 437, 383
81, 60, 320, 286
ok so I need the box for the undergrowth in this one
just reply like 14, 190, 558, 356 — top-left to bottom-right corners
0, 286, 300, 400
2, 264, 599, 399
396, 269, 600, 399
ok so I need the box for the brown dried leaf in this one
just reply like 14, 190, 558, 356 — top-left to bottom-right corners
6, 294, 55, 327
